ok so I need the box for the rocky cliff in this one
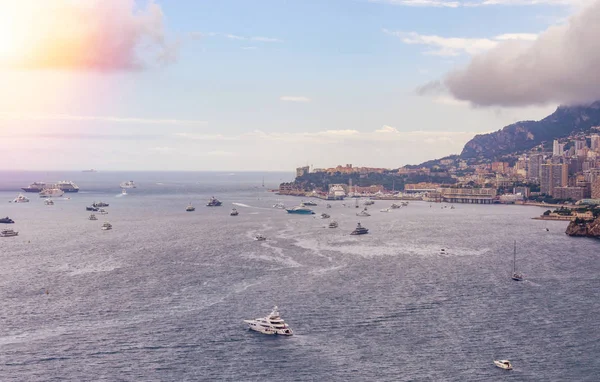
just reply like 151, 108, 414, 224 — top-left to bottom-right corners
565, 218, 600, 238
461, 101, 600, 159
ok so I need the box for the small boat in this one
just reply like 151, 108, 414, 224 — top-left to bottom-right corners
243, 306, 293, 336
286, 205, 315, 215
493, 360, 513, 370
88, 214, 98, 221
206, 196, 222, 207
0, 216, 15, 224
99, 208, 108, 215
390, 203, 401, 209
401, 202, 409, 207
545, 227, 549, 232
12, 193, 30, 203
326, 204, 332, 209
364, 199, 374, 206
302, 200, 317, 206
92, 201, 109, 208
511, 241, 523, 281
86, 206, 99, 211
255, 234, 267, 241
44, 199, 54, 205
120, 180, 136, 189
39, 188, 64, 198
356, 210, 371, 217
230, 208, 239, 216
320, 213, 330, 219
121, 188, 127, 195
273, 202, 286, 209
450, 205, 455, 209
0, 228, 18, 237
355, 199, 359, 208
186, 204, 195, 212
328, 221, 338, 228
380, 208, 389, 212
350, 222, 369, 235
101, 222, 112, 230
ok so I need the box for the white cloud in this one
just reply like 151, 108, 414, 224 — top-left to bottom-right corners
251, 36, 284, 43
385, 29, 538, 56
0, 112, 207, 125
280, 96, 312, 102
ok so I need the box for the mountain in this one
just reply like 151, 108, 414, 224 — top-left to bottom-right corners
460, 101, 600, 159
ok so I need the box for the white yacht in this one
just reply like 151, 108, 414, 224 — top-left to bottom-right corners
39, 188, 64, 198
186, 204, 195, 212
13, 193, 30, 203
255, 234, 267, 241
99, 209, 108, 215
101, 222, 112, 230
120, 180, 136, 189
45, 199, 54, 205
390, 203, 401, 209
364, 199, 375, 206
121, 188, 127, 195
273, 202, 286, 209
230, 208, 239, 216
244, 306, 293, 336
380, 208, 389, 212
1, 229, 19, 237
356, 209, 371, 217
88, 214, 98, 221
493, 360, 513, 370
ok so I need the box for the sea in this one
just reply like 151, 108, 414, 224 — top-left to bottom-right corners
0, 171, 599, 381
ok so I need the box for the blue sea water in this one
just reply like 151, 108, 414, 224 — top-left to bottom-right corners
0, 171, 599, 381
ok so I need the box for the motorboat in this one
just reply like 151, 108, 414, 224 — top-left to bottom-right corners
55, 181, 79, 193
99, 208, 108, 215
356, 209, 371, 217
364, 199, 375, 206
380, 208, 389, 212
120, 180, 136, 189
206, 196, 222, 207
243, 306, 293, 336
230, 208, 239, 216
13, 193, 30, 203
39, 188, 64, 198
121, 188, 127, 195
390, 203, 401, 209
255, 234, 267, 241
92, 201, 109, 208
186, 204, 195, 212
493, 360, 513, 370
45, 199, 54, 205
86, 206, 99, 211
88, 214, 98, 220
273, 202, 286, 209
101, 222, 112, 230
320, 213, 330, 219
0, 216, 15, 224
302, 200, 317, 206
326, 204, 332, 209
401, 201, 409, 207
21, 181, 46, 193
328, 221, 338, 228
0, 229, 18, 237
350, 222, 369, 235
286, 205, 315, 215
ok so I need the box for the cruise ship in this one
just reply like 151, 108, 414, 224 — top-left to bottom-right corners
55, 181, 79, 193
243, 306, 293, 335
21, 181, 79, 193
21, 181, 46, 193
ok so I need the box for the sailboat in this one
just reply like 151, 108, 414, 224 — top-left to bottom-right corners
511, 241, 523, 281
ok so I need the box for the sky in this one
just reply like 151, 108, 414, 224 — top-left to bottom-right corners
0, 0, 598, 171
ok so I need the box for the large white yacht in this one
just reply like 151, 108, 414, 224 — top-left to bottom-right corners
39, 188, 64, 198
244, 306, 293, 336
1, 229, 19, 237
120, 180, 136, 189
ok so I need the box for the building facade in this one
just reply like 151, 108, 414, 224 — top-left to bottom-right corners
540, 163, 568, 196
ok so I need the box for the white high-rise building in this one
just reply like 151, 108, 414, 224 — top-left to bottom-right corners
553, 140, 562, 156
591, 134, 600, 151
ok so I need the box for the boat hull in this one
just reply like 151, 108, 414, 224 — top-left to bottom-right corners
244, 323, 293, 336
21, 187, 44, 193
286, 210, 314, 214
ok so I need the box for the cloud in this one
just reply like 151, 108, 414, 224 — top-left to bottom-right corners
241, 46, 258, 50
0, 0, 176, 71
443, 0, 600, 106
384, 29, 537, 56
280, 96, 312, 102
0, 112, 206, 125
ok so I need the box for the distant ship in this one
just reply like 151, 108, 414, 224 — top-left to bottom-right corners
286, 205, 315, 214
21, 181, 79, 193
82, 169, 97, 172
206, 197, 222, 207
120, 180, 136, 189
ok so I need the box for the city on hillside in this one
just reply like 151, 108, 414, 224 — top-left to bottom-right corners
278, 130, 600, 208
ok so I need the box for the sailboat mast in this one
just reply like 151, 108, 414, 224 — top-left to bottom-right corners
513, 241, 516, 273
